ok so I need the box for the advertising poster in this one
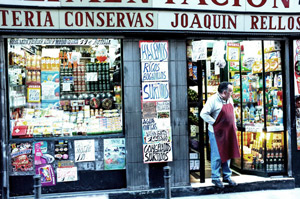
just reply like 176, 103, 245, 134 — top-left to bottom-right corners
11, 142, 33, 172
74, 139, 95, 162
227, 43, 240, 62
35, 164, 56, 186
27, 85, 41, 103
57, 167, 78, 182
294, 40, 300, 150
140, 40, 173, 163
104, 138, 126, 170
55, 140, 69, 160
41, 71, 60, 106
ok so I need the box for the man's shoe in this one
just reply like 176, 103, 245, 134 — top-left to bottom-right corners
212, 179, 224, 188
223, 178, 237, 186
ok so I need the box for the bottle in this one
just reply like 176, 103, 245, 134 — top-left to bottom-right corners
27, 71, 32, 82
278, 73, 282, 87
36, 71, 40, 83
32, 71, 36, 82
274, 74, 278, 87
243, 105, 249, 123
277, 108, 283, 124
273, 90, 278, 107
273, 108, 278, 123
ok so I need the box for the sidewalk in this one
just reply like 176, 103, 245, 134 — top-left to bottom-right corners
11, 175, 295, 199
175, 188, 300, 199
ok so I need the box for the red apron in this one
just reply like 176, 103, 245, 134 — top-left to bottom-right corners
213, 103, 240, 163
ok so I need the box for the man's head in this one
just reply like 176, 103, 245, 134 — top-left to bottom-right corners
218, 82, 233, 100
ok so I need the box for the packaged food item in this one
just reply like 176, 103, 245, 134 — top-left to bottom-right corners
229, 61, 239, 71
192, 65, 197, 80
252, 60, 262, 73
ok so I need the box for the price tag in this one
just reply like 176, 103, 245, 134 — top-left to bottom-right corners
86, 72, 98, 81
91, 58, 95, 63
62, 83, 71, 91
27, 87, 41, 103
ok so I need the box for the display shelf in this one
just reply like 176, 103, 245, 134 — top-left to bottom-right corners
188, 77, 198, 86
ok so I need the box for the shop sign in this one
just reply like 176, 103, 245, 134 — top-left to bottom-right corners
1, 0, 298, 13
1, 8, 300, 32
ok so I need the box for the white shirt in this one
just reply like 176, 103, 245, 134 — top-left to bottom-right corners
200, 93, 234, 133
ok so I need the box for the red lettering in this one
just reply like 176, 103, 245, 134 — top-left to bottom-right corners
260, 16, 267, 29
233, 0, 241, 6
247, 0, 266, 7
212, 0, 228, 6
65, 12, 73, 27
12, 11, 22, 26
288, 17, 294, 30
198, 0, 208, 5
190, 14, 202, 28
213, 15, 221, 28
103, 0, 121, 2
181, 14, 188, 28
165, 0, 175, 4
278, 16, 285, 30
251, 16, 259, 29
25, 11, 34, 27
171, 13, 179, 27
44, 11, 54, 27
0, 10, 8, 26
228, 15, 237, 29
134, 13, 143, 27
297, 17, 300, 30
96, 12, 105, 26
146, 13, 153, 27
127, 0, 149, 2
86, 12, 94, 27
222, 15, 226, 29
37, 11, 42, 27
75, 12, 83, 26
269, 16, 277, 30
117, 12, 125, 27
107, 12, 115, 27
126, 12, 135, 27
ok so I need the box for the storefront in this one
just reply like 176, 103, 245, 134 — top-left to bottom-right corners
1, 0, 300, 198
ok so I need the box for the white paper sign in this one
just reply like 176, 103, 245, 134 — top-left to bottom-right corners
62, 83, 71, 92
86, 72, 98, 81
74, 140, 95, 162
142, 82, 169, 102
57, 167, 78, 182
141, 62, 168, 81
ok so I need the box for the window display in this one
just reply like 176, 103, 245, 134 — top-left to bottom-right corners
8, 38, 122, 138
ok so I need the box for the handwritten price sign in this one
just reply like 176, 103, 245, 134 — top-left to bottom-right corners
27, 86, 41, 103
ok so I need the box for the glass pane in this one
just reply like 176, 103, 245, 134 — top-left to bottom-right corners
266, 132, 285, 172
8, 38, 122, 138
264, 41, 284, 131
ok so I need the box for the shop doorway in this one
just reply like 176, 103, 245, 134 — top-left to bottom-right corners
187, 39, 287, 183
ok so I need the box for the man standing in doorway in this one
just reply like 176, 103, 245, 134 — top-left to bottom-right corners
200, 82, 240, 188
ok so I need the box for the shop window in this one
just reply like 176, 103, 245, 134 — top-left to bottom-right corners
8, 38, 122, 138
